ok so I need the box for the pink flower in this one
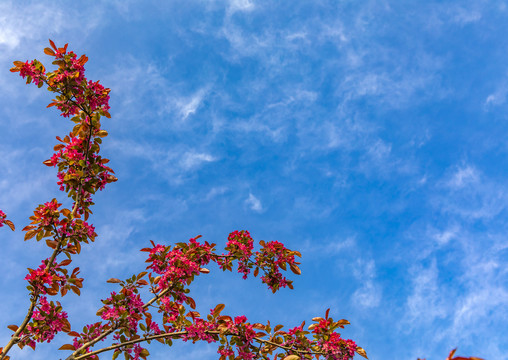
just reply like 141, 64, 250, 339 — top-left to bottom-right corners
19, 296, 69, 346
0, 209, 6, 227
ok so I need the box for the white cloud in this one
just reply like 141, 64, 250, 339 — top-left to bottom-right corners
0, 2, 101, 55
108, 139, 218, 185
245, 192, 263, 212
205, 186, 229, 201
405, 260, 447, 326
180, 151, 217, 170
324, 236, 356, 254
177, 88, 208, 121
436, 164, 508, 220
0, 3, 61, 51
447, 165, 479, 189
433, 225, 460, 246
452, 8, 482, 24
228, 0, 255, 14
485, 75, 508, 108
352, 259, 381, 308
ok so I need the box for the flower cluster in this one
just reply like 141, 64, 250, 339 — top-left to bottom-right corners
18, 59, 46, 86
24, 262, 54, 294
32, 199, 61, 228
47, 133, 116, 203
147, 236, 214, 294
0, 210, 14, 231
217, 315, 257, 360
70, 322, 109, 360
0, 210, 5, 227
256, 240, 300, 292
17, 297, 69, 349
311, 319, 357, 360
100, 287, 146, 333
11, 40, 116, 216
218, 230, 254, 279
43, 43, 110, 118
183, 318, 217, 343
57, 219, 96, 243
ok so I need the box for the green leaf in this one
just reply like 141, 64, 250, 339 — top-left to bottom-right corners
112, 350, 121, 360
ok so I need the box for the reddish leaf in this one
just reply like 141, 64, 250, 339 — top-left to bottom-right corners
70, 286, 80, 295
447, 349, 457, 360
44, 47, 55, 56
61, 318, 71, 332
7, 325, 18, 332
4, 220, 15, 231
356, 347, 368, 359
187, 296, 196, 309
24, 229, 38, 241
46, 240, 58, 249
137, 271, 148, 279
59, 344, 76, 351
335, 319, 350, 328
214, 304, 226, 316
107, 278, 122, 283
284, 356, 299, 360
46, 287, 58, 295
49, 39, 57, 50
290, 263, 301, 275
78, 54, 88, 66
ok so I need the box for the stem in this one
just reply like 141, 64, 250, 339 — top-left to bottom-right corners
0, 299, 36, 359
0, 104, 96, 360
69, 329, 323, 360
68, 288, 171, 359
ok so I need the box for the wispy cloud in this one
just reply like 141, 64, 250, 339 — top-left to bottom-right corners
352, 259, 381, 309
437, 164, 508, 220
180, 151, 217, 170
108, 139, 218, 185
404, 259, 447, 327
446, 165, 479, 189
227, 0, 255, 14
177, 88, 207, 121
245, 193, 263, 212
485, 73, 508, 108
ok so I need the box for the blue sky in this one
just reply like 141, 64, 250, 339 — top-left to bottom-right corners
1, 1, 508, 359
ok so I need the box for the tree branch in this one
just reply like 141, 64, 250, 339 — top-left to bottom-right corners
69, 328, 323, 360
